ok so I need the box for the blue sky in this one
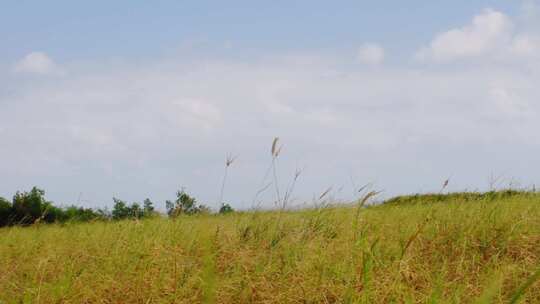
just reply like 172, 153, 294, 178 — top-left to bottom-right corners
1, 1, 540, 210
0, 1, 521, 61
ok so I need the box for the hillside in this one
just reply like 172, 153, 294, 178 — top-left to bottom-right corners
1, 192, 539, 303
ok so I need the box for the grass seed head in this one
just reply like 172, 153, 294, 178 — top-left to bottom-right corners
271, 137, 282, 158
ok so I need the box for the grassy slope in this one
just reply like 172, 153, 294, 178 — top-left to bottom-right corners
1, 194, 539, 303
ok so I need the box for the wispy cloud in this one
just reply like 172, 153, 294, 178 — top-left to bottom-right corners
357, 43, 385, 65
1, 6, 540, 207
13, 52, 63, 75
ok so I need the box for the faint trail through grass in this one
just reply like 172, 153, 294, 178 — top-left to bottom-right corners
200, 226, 218, 304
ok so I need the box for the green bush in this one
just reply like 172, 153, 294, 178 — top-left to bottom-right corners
0, 186, 162, 227
112, 198, 156, 220
219, 203, 234, 214
0, 187, 107, 227
11, 187, 50, 225
166, 190, 209, 217
0, 197, 12, 226
63, 206, 103, 222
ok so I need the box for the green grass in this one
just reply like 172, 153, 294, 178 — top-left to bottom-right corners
1, 193, 539, 303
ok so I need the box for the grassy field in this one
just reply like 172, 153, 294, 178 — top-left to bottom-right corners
1, 193, 539, 303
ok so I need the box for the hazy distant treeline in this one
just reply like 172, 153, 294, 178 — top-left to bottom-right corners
0, 187, 234, 228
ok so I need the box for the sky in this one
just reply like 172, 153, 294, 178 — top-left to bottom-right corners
1, 1, 540, 210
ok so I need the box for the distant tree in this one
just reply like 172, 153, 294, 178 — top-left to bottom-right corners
129, 202, 143, 218
219, 203, 234, 214
0, 187, 165, 227
41, 204, 65, 224
143, 198, 155, 215
166, 190, 207, 217
0, 197, 12, 227
96, 208, 112, 220
165, 200, 175, 216
7, 187, 70, 225
63, 206, 103, 222
112, 198, 156, 220
112, 198, 130, 220
1, 187, 112, 227
11, 187, 49, 225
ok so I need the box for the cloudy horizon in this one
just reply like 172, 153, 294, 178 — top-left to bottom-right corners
1, 1, 540, 210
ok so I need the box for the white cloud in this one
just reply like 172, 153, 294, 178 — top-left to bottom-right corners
510, 34, 540, 56
2, 51, 540, 207
2, 6, 540, 208
357, 43, 385, 65
14, 52, 61, 75
417, 9, 514, 61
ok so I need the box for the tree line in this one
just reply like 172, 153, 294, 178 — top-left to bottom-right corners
0, 187, 234, 228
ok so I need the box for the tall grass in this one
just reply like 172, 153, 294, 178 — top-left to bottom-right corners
218, 154, 236, 209
1, 193, 539, 303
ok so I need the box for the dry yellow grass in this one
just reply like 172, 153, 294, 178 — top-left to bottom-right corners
1, 194, 539, 303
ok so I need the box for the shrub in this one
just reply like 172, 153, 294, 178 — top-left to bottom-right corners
63, 206, 104, 222
219, 203, 234, 214
0, 197, 12, 227
11, 187, 50, 225
112, 198, 155, 220
143, 198, 155, 214
112, 198, 130, 220
0, 187, 156, 227
166, 190, 208, 217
